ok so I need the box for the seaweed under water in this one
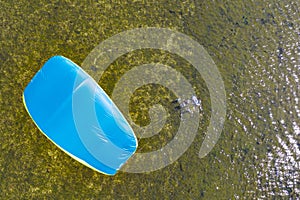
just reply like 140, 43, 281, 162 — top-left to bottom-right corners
0, 0, 299, 199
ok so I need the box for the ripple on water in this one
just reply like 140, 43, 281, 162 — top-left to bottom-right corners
248, 1, 300, 197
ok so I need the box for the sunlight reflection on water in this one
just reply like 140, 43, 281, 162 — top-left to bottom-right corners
251, 1, 300, 197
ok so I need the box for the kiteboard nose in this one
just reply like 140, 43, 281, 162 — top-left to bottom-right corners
23, 55, 138, 175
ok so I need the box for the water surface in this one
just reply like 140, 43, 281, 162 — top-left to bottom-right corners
0, 0, 299, 199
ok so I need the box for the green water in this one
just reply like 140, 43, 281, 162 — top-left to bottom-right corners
1, 0, 299, 199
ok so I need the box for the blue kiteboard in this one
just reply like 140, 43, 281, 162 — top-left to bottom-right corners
23, 55, 138, 175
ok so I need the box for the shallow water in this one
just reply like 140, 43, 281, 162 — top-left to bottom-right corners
0, 0, 299, 199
